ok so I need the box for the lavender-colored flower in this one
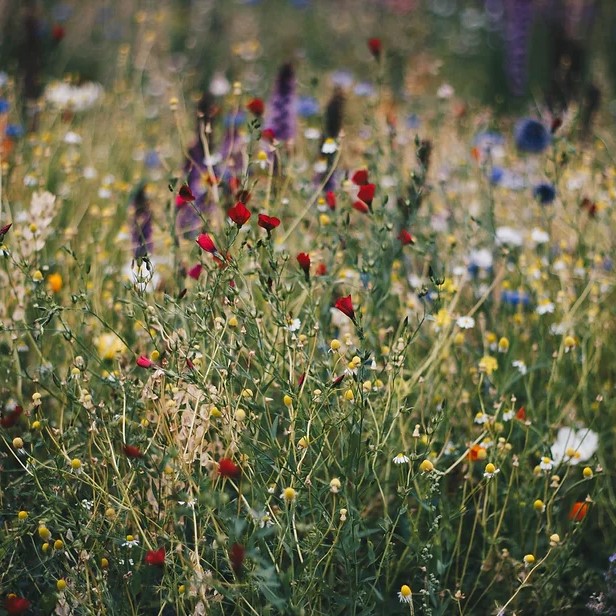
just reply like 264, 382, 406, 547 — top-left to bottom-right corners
503, 0, 534, 96
131, 184, 153, 258
264, 63, 297, 142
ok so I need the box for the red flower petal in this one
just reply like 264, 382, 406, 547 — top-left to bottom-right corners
196, 233, 217, 253
257, 214, 281, 232
0, 222, 12, 237
352, 200, 370, 214
0, 405, 23, 428
315, 263, 327, 276
351, 169, 369, 186
178, 184, 195, 203
187, 264, 203, 280
296, 252, 311, 275
247, 98, 265, 117
136, 355, 153, 368
398, 229, 414, 245
357, 183, 375, 205
228, 202, 251, 227
123, 444, 143, 458
368, 37, 382, 58
5, 596, 31, 615
229, 542, 245, 573
218, 457, 241, 479
334, 295, 355, 321
325, 191, 336, 210
568, 501, 589, 522
144, 547, 166, 566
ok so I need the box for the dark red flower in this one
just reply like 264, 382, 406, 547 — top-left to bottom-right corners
297, 252, 311, 277
196, 233, 217, 253
229, 542, 245, 573
235, 189, 252, 204
315, 263, 327, 276
0, 222, 12, 238
368, 37, 382, 59
352, 200, 370, 214
228, 202, 251, 227
551, 117, 562, 134
580, 197, 597, 218
123, 444, 143, 459
178, 184, 195, 203
398, 229, 414, 245
261, 128, 276, 142
258, 214, 281, 232
332, 374, 345, 386
298, 372, 306, 388
325, 191, 336, 210
51, 24, 65, 42
246, 98, 265, 117
515, 406, 526, 421
136, 355, 153, 368
0, 405, 23, 428
218, 457, 241, 479
351, 169, 369, 186
144, 547, 166, 566
334, 295, 355, 322
5, 595, 31, 615
357, 183, 375, 206
187, 264, 203, 280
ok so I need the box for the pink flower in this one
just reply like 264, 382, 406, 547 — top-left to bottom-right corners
136, 355, 153, 368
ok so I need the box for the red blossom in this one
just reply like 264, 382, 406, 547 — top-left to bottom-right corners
136, 355, 153, 369
332, 374, 345, 386
467, 444, 487, 462
297, 252, 311, 277
357, 183, 375, 206
144, 547, 166, 566
325, 191, 336, 210
257, 214, 281, 232
228, 202, 251, 227
261, 128, 276, 142
352, 200, 370, 214
315, 263, 327, 276
368, 37, 382, 59
229, 542, 245, 573
218, 457, 241, 479
0, 223, 12, 238
5, 596, 31, 615
0, 405, 23, 428
51, 24, 65, 42
246, 98, 265, 117
196, 233, 217, 253
123, 444, 143, 459
298, 372, 306, 388
580, 197, 597, 218
515, 406, 526, 421
398, 229, 414, 245
551, 117, 562, 134
187, 264, 203, 280
178, 184, 195, 204
351, 169, 369, 186
569, 501, 589, 522
334, 295, 355, 322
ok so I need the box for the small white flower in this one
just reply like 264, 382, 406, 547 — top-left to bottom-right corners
437, 83, 454, 99
474, 412, 490, 425
456, 316, 475, 329
122, 536, 139, 548
64, 131, 82, 145
551, 427, 599, 465
393, 453, 410, 465
539, 456, 554, 471
321, 138, 338, 154
313, 159, 327, 173
536, 300, 555, 315
287, 318, 301, 333
81, 499, 93, 510
304, 127, 321, 140
502, 409, 515, 422
530, 228, 550, 244
496, 226, 524, 247
468, 248, 493, 270
483, 463, 500, 479
209, 72, 230, 97
512, 360, 527, 375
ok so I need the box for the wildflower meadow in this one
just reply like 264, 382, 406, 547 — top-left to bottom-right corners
1, 1, 616, 614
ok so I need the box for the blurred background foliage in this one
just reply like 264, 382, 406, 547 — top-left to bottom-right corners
0, 0, 615, 118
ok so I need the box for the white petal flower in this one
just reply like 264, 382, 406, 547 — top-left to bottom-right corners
551, 427, 599, 465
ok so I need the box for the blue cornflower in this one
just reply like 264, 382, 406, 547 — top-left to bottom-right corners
406, 114, 420, 129
533, 182, 556, 204
501, 290, 531, 307
5, 124, 23, 138
490, 167, 504, 185
0, 99, 9, 113
514, 118, 551, 153
144, 150, 160, 169
297, 96, 319, 118
224, 111, 246, 128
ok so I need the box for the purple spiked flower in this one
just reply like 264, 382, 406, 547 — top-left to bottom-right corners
264, 63, 297, 143
503, 0, 534, 97
131, 184, 153, 258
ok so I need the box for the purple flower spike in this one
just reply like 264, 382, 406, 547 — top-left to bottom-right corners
131, 184, 153, 258
264, 63, 297, 143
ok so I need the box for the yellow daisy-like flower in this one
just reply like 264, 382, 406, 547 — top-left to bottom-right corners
478, 355, 498, 376
398, 584, 412, 603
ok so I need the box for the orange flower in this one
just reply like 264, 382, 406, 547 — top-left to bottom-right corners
48, 272, 63, 293
568, 501, 589, 522
468, 444, 487, 462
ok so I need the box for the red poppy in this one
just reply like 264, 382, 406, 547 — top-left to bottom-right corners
257, 214, 281, 232
136, 355, 153, 369
325, 191, 336, 210
357, 183, 375, 206
228, 202, 251, 227
515, 406, 526, 421
0, 222, 12, 238
352, 200, 370, 214
123, 444, 143, 459
334, 295, 355, 322
5, 596, 31, 615
261, 128, 276, 142
315, 263, 327, 276
398, 229, 414, 245
51, 24, 65, 42
568, 501, 589, 522
467, 444, 487, 462
187, 264, 203, 280
196, 233, 217, 254
144, 547, 165, 566
218, 457, 241, 479
229, 542, 245, 573
297, 253, 311, 277
351, 169, 369, 186
0, 405, 23, 428
178, 184, 195, 203
246, 98, 265, 117
368, 37, 382, 59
